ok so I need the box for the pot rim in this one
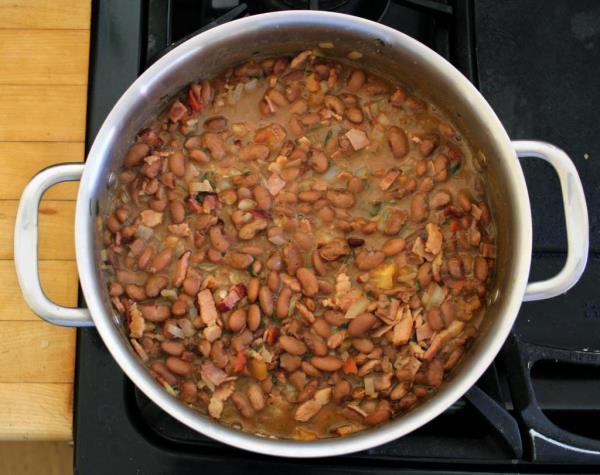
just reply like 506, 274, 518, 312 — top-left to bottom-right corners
76, 10, 532, 458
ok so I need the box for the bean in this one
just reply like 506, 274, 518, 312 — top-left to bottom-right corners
448, 257, 463, 279
347, 177, 364, 194
125, 284, 146, 301
313, 319, 331, 339
388, 126, 408, 159
365, 400, 392, 426
326, 189, 355, 209
474, 256, 489, 281
209, 226, 229, 252
169, 200, 185, 224
168, 151, 185, 177
151, 361, 178, 386
279, 335, 307, 355
410, 192, 429, 222
231, 392, 255, 419
289, 116, 305, 137
106, 214, 120, 233
428, 191, 450, 210
280, 353, 302, 372
417, 262, 432, 288
310, 355, 343, 372
247, 277, 260, 303
290, 99, 308, 115
351, 338, 374, 353
308, 150, 329, 174
317, 206, 335, 223
145, 275, 169, 298
210, 340, 228, 368
440, 300, 455, 326
355, 250, 385, 271
283, 243, 304, 275
202, 133, 225, 160
223, 252, 253, 270
124, 143, 149, 167
324, 95, 345, 115
305, 332, 328, 357
258, 286, 273, 316
382, 238, 406, 256
457, 189, 472, 212
253, 185, 272, 211
347, 69, 366, 91
298, 190, 322, 202
161, 340, 184, 356
296, 268, 319, 296
346, 107, 363, 124
166, 356, 192, 376
247, 383, 266, 411
109, 282, 123, 296
382, 210, 407, 236
427, 307, 445, 331
333, 379, 351, 402
247, 304, 261, 331
139, 304, 170, 322
267, 270, 280, 292
150, 247, 173, 273
347, 312, 377, 337
276, 287, 292, 318
229, 308, 247, 332
239, 219, 268, 240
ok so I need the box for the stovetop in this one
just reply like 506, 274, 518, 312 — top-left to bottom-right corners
75, 1, 600, 473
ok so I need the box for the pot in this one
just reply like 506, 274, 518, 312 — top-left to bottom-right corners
14, 11, 589, 457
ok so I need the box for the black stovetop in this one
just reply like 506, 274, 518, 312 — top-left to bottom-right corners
75, 1, 600, 473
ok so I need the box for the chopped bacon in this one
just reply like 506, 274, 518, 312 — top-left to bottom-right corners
416, 322, 434, 341
266, 173, 286, 196
380, 169, 401, 191
202, 193, 217, 213
345, 128, 370, 151
168, 100, 188, 122
198, 289, 218, 325
201, 362, 228, 387
129, 238, 146, 256
138, 128, 163, 148
216, 284, 247, 312
128, 303, 145, 338
425, 223, 443, 255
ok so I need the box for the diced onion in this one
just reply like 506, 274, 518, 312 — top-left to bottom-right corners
238, 198, 257, 210
345, 298, 370, 319
422, 283, 444, 309
244, 78, 258, 92
364, 376, 375, 397
135, 225, 154, 240
189, 179, 213, 193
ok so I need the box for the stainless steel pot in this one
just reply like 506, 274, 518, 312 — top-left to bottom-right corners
14, 11, 589, 457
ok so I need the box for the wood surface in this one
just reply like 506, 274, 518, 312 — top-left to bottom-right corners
0, 0, 91, 442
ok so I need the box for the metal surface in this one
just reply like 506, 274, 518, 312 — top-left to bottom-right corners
513, 141, 589, 301
13, 163, 93, 327
16, 10, 588, 457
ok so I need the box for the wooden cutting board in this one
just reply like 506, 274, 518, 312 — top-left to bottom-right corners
0, 0, 91, 441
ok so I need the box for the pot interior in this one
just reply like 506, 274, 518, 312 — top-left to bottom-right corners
79, 11, 530, 455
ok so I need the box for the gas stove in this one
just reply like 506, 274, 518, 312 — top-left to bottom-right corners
76, 1, 600, 473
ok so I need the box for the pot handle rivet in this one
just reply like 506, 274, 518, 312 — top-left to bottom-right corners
14, 163, 93, 327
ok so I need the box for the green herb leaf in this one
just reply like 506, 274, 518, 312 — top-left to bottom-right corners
450, 162, 461, 175
324, 129, 333, 145
271, 374, 278, 385
271, 315, 281, 326
340, 322, 349, 329
416, 281, 422, 291
369, 200, 382, 217
258, 319, 266, 329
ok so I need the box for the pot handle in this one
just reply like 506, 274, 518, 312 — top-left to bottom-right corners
513, 140, 589, 302
14, 163, 94, 327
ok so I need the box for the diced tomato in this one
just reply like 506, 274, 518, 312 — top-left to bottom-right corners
233, 351, 247, 373
449, 218, 459, 232
343, 355, 358, 375
189, 87, 203, 113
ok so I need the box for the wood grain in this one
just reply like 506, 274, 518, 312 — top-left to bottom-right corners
0, 322, 75, 383
0, 143, 82, 200
0, 85, 87, 142
0, 442, 73, 475
0, 30, 90, 85
0, 0, 90, 29
0, 260, 79, 322
0, 384, 73, 441
0, 200, 76, 260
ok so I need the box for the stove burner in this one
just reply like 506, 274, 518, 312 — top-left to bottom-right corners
259, 0, 390, 21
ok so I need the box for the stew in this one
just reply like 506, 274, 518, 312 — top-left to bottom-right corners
101, 50, 496, 440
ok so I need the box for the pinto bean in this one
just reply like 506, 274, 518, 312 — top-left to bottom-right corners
311, 250, 327, 277
150, 247, 173, 273
351, 338, 374, 354
333, 379, 352, 402
346, 107, 363, 123
447, 257, 463, 279
139, 304, 170, 322
389, 126, 408, 159
124, 143, 149, 167
280, 353, 302, 372
204, 116, 228, 132
180, 381, 197, 403
239, 219, 268, 240
310, 355, 343, 372
457, 189, 472, 212
365, 400, 392, 426
427, 307, 445, 331
304, 332, 328, 357
296, 268, 319, 297
326, 189, 355, 209
247, 304, 261, 331
223, 252, 253, 270
347, 69, 366, 91
382, 238, 406, 256
267, 270, 280, 292
109, 282, 124, 296
247, 383, 266, 411
324, 95, 345, 115
247, 277, 260, 303
151, 361, 177, 386
417, 262, 432, 288
474, 257, 489, 282
169, 200, 185, 224
229, 308, 247, 332
258, 286, 274, 316
253, 185, 272, 211
309, 150, 329, 174
231, 392, 255, 418
411, 192, 429, 222
283, 243, 304, 275
166, 356, 192, 376
172, 250, 190, 287
209, 226, 229, 252
355, 250, 385, 271
279, 335, 307, 355
161, 340, 184, 356
125, 284, 146, 301
430, 190, 452, 209
106, 214, 120, 233
168, 151, 185, 177
347, 312, 377, 337
145, 275, 169, 298
276, 287, 293, 318
313, 319, 331, 339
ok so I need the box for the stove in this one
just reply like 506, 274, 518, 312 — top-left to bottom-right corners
76, 1, 600, 473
